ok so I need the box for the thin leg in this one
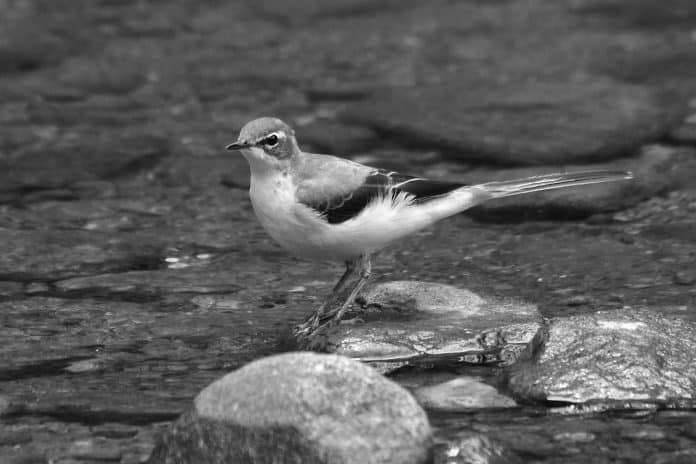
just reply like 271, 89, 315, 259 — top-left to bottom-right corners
312, 260, 356, 321
332, 260, 356, 294
294, 260, 358, 337
319, 255, 372, 328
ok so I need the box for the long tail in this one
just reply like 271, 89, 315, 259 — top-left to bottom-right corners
475, 170, 633, 201
419, 170, 633, 221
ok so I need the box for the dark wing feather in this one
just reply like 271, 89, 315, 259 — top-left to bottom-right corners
301, 170, 464, 224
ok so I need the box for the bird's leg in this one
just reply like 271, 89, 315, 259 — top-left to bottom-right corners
297, 260, 357, 334
317, 255, 372, 328
315, 260, 356, 319
332, 260, 356, 294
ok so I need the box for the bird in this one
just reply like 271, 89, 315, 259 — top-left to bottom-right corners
226, 117, 633, 341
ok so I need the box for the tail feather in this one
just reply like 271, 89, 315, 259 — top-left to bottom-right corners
477, 170, 633, 200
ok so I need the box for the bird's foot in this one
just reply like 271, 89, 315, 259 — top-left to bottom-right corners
293, 305, 351, 351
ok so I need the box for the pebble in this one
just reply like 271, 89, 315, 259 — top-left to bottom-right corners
68, 438, 123, 461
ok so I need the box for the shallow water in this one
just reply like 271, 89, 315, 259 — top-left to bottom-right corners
2, 0, 696, 462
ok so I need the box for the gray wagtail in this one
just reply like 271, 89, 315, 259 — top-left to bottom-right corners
227, 117, 632, 338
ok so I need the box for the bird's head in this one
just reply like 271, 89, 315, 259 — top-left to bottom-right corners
226, 117, 300, 174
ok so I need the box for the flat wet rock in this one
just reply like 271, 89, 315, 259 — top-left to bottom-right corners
0, 130, 169, 194
318, 281, 541, 368
344, 78, 683, 165
149, 353, 432, 464
508, 308, 696, 405
413, 376, 517, 412
0, 228, 165, 281
433, 433, 522, 464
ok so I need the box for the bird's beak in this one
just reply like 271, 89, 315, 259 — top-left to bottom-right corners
226, 141, 251, 150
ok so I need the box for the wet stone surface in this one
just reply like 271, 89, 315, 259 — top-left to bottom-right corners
318, 281, 541, 369
508, 308, 696, 406
150, 353, 431, 464
1, 0, 696, 462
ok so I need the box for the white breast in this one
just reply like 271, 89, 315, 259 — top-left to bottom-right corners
249, 174, 468, 262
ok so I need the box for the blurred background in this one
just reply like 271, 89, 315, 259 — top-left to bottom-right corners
1, 0, 696, 462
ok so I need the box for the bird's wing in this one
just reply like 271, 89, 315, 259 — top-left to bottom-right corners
294, 154, 464, 224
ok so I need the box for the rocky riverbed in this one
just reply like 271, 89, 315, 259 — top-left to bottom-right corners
1, 0, 696, 462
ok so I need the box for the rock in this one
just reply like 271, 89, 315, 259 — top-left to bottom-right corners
314, 281, 541, 368
433, 433, 522, 464
0, 23, 76, 74
413, 377, 517, 411
343, 78, 684, 165
0, 228, 164, 281
4, 450, 47, 464
26, 96, 151, 127
250, 0, 413, 22
462, 145, 686, 221
68, 438, 123, 461
55, 267, 243, 296
0, 429, 33, 446
0, 281, 23, 298
295, 119, 379, 155
650, 449, 696, 464
668, 123, 696, 146
641, 222, 696, 243
56, 53, 147, 95
0, 131, 169, 193
149, 352, 432, 464
508, 308, 696, 405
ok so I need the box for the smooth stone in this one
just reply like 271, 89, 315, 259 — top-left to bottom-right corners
68, 438, 123, 461
668, 123, 696, 145
26, 96, 150, 127
508, 308, 696, 405
0, 23, 74, 74
641, 222, 696, 243
0, 429, 33, 446
674, 270, 696, 286
56, 54, 147, 95
55, 268, 244, 295
413, 377, 517, 411
320, 281, 541, 367
250, 0, 411, 22
0, 228, 164, 281
295, 119, 379, 155
433, 433, 522, 464
0, 281, 23, 297
0, 131, 169, 193
343, 78, 684, 165
149, 352, 432, 464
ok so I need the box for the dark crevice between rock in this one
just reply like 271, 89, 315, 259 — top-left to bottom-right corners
0, 255, 165, 286
0, 356, 94, 381
0, 186, 79, 205
108, 152, 169, 179
2, 404, 182, 426
52, 287, 164, 304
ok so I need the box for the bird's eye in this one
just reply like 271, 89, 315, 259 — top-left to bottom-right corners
264, 134, 279, 147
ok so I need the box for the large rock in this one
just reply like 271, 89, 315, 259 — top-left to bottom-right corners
343, 78, 684, 166
508, 309, 696, 405
316, 281, 541, 368
149, 352, 432, 464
